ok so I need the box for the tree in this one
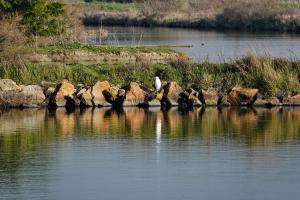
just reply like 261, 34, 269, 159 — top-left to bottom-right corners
0, 0, 65, 36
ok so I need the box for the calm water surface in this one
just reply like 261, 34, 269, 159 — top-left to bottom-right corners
1, 107, 300, 200
88, 26, 300, 62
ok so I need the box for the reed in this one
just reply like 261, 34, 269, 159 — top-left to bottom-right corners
1, 54, 300, 97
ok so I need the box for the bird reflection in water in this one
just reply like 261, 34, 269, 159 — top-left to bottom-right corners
156, 117, 162, 144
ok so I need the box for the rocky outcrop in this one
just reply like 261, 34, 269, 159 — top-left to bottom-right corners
45, 87, 55, 98
143, 90, 163, 107
198, 88, 223, 106
227, 86, 258, 106
7, 78, 300, 109
283, 94, 300, 106
19, 85, 46, 108
176, 88, 202, 108
161, 81, 183, 107
102, 86, 124, 105
49, 80, 78, 107
0, 79, 21, 91
254, 96, 281, 107
123, 82, 147, 106
187, 88, 202, 107
92, 81, 111, 107
77, 87, 93, 107
0, 79, 45, 108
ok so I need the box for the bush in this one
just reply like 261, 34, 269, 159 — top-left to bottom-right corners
0, 0, 65, 36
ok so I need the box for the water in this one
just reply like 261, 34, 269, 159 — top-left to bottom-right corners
1, 107, 300, 200
88, 26, 300, 62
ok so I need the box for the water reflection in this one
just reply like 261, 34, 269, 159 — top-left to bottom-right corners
1, 107, 300, 200
1, 107, 300, 146
156, 117, 162, 144
1, 107, 299, 159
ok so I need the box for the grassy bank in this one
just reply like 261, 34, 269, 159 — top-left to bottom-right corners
1, 54, 300, 97
18, 43, 187, 65
23, 43, 177, 55
69, 1, 142, 11
81, 0, 300, 32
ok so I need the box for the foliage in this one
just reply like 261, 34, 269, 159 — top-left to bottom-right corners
24, 42, 176, 54
75, 1, 141, 11
2, 54, 300, 97
0, 0, 65, 36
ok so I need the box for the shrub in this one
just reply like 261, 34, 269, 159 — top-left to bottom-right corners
0, 0, 65, 36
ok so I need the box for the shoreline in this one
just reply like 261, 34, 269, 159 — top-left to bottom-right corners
1, 78, 300, 110
2, 44, 300, 110
20, 43, 189, 65
79, 4, 300, 33
83, 16, 300, 33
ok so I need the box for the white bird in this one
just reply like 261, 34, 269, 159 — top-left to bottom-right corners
155, 76, 162, 91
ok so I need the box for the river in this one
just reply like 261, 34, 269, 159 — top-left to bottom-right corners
87, 26, 300, 62
1, 107, 300, 200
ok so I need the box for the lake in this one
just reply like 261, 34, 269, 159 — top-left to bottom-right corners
1, 107, 300, 200
87, 26, 300, 62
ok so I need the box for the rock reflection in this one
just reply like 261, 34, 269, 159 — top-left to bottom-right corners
1, 107, 300, 191
1, 107, 300, 146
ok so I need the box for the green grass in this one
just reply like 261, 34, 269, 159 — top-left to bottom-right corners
1, 54, 300, 97
0, 61, 180, 87
71, 2, 142, 11
274, 2, 300, 9
24, 42, 177, 55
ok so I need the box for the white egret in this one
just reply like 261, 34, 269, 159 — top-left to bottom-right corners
155, 76, 161, 91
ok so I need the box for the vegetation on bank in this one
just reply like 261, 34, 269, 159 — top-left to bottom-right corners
71, 1, 142, 11
1, 54, 300, 97
23, 42, 176, 55
81, 0, 300, 32
0, 0, 65, 36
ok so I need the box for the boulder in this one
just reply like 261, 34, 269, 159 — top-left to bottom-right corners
142, 90, 163, 107
0, 90, 20, 107
176, 88, 201, 108
161, 81, 183, 107
50, 80, 78, 107
123, 82, 147, 106
275, 91, 288, 104
45, 87, 55, 98
187, 88, 202, 107
0, 79, 21, 91
77, 88, 93, 107
102, 87, 125, 107
0, 82, 45, 108
102, 86, 120, 103
227, 86, 258, 106
40, 81, 56, 89
92, 81, 111, 107
19, 85, 46, 108
283, 94, 300, 106
254, 96, 281, 107
198, 88, 222, 106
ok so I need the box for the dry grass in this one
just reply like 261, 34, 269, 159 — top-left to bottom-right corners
0, 16, 27, 61
237, 54, 300, 96
140, 0, 300, 31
